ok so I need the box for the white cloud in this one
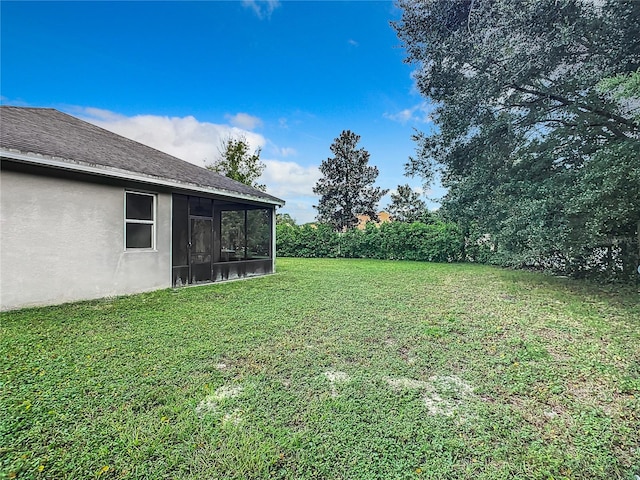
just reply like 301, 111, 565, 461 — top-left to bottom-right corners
225, 112, 263, 130
383, 101, 434, 125
261, 159, 320, 198
267, 144, 297, 157
74, 106, 321, 222
242, 0, 281, 19
348, 39, 359, 47
384, 108, 414, 123
260, 159, 321, 224
279, 147, 297, 157
76, 107, 265, 168
80, 106, 124, 123
278, 199, 317, 225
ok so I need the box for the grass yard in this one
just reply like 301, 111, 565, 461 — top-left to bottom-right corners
1, 258, 639, 480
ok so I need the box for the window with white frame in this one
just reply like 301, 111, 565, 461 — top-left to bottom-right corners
125, 191, 155, 249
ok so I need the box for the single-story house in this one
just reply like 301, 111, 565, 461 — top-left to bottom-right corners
0, 106, 285, 311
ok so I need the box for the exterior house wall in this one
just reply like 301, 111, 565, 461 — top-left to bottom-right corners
356, 211, 392, 230
0, 170, 172, 310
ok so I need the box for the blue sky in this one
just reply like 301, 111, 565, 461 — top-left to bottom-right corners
1, 0, 441, 223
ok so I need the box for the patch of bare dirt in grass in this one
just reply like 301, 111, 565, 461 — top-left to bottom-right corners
386, 377, 431, 390
385, 375, 474, 416
196, 384, 244, 416
384, 337, 396, 347
323, 370, 351, 397
222, 409, 243, 426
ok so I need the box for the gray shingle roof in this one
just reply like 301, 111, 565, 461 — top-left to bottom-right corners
0, 106, 284, 205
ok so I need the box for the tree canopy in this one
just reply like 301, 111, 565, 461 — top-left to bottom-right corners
276, 212, 297, 226
313, 130, 388, 231
394, 0, 640, 279
388, 184, 431, 223
207, 135, 266, 191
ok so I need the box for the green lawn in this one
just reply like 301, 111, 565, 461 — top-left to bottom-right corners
1, 258, 639, 480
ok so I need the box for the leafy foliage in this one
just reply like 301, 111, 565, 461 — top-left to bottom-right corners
207, 135, 266, 191
313, 130, 388, 231
275, 213, 297, 226
598, 67, 640, 113
393, 0, 640, 280
276, 220, 464, 262
387, 184, 431, 223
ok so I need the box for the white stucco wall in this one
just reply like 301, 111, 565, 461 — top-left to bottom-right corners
0, 170, 172, 310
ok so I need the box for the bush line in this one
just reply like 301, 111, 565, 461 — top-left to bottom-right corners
276, 221, 468, 263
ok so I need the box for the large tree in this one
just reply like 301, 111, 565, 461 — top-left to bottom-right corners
393, 0, 640, 279
207, 135, 266, 191
313, 130, 388, 231
388, 184, 431, 223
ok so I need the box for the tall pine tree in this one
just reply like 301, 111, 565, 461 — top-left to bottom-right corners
313, 130, 387, 231
388, 184, 430, 223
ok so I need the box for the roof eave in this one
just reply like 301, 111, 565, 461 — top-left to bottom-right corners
0, 148, 286, 207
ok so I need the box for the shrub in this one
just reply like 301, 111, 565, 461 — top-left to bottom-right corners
276, 220, 464, 262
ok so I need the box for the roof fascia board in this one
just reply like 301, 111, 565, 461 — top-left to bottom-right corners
0, 148, 285, 207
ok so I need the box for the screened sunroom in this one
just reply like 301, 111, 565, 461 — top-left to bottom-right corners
171, 193, 275, 286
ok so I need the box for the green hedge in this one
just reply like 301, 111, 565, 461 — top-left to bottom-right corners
276, 220, 465, 262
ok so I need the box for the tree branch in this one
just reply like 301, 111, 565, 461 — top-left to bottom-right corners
509, 84, 638, 134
